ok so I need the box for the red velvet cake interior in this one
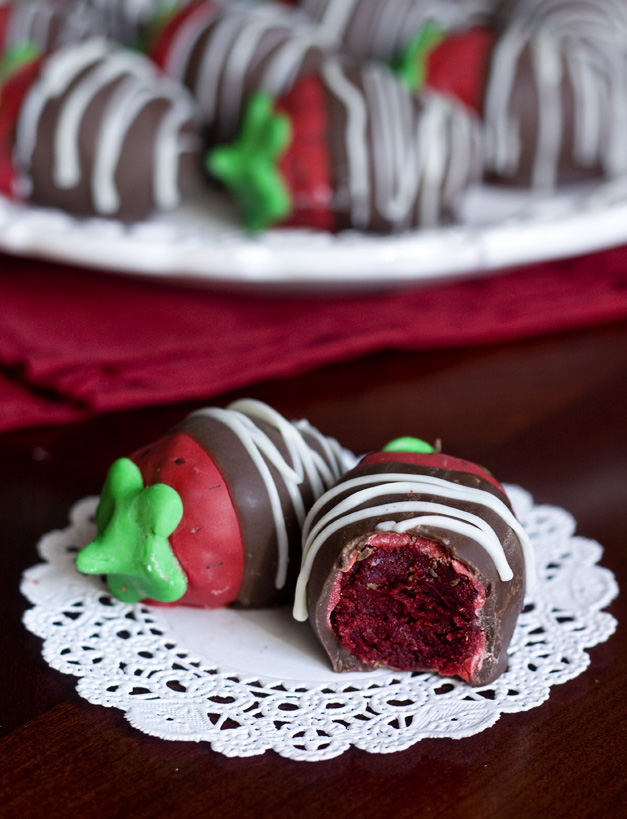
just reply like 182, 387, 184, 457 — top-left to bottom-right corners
329, 533, 487, 682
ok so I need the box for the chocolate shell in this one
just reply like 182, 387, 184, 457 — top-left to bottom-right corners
483, 0, 627, 189
293, 452, 534, 685
153, 0, 328, 145
314, 60, 483, 232
12, 38, 202, 222
298, 0, 496, 61
165, 400, 349, 607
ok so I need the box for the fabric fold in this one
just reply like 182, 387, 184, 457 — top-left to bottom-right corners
2, 244, 627, 431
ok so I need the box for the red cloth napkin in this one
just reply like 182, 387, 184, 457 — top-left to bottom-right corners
2, 245, 627, 432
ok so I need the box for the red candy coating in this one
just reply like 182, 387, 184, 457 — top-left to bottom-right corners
360, 450, 506, 493
131, 432, 244, 608
0, 57, 44, 197
149, 0, 217, 71
425, 26, 495, 114
277, 74, 335, 232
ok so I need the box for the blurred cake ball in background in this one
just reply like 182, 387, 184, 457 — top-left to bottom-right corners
0, 37, 202, 221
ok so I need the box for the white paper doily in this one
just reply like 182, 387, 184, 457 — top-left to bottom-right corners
21, 486, 618, 761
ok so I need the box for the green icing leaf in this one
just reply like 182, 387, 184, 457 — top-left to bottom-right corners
207, 91, 292, 232
0, 40, 40, 88
382, 437, 435, 453
76, 458, 186, 603
392, 19, 445, 91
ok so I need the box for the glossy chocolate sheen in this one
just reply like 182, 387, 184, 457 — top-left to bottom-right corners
161, 2, 328, 145
304, 459, 526, 684
299, 0, 496, 61
483, 0, 627, 189
15, 40, 201, 222
320, 61, 482, 233
175, 410, 344, 607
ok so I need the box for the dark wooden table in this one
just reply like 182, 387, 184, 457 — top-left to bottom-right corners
1, 319, 625, 817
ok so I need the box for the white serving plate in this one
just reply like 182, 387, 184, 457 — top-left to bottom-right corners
3, 177, 627, 293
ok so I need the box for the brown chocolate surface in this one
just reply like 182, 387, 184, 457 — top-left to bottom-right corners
322, 62, 481, 233
177, 410, 342, 608
20, 42, 201, 223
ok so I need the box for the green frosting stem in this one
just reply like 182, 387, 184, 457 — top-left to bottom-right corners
392, 19, 445, 91
382, 437, 435, 453
76, 458, 187, 604
0, 40, 40, 88
207, 91, 292, 232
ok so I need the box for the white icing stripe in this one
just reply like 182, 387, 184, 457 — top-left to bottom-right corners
14, 39, 198, 217
191, 400, 345, 590
6, 0, 98, 49
485, 0, 627, 186
164, 3, 323, 139
531, 33, 562, 190
153, 96, 199, 210
293, 471, 535, 621
15, 38, 113, 179
312, 0, 358, 44
375, 509, 513, 579
53, 51, 152, 190
300, 0, 493, 59
92, 78, 159, 214
322, 62, 476, 230
163, 2, 218, 83
322, 60, 370, 228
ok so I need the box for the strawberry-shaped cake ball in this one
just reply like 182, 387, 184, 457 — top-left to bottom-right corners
77, 400, 350, 609
144, 0, 327, 145
296, 0, 496, 61
293, 438, 534, 685
393, 19, 496, 115
482, 0, 627, 189
0, 37, 202, 220
208, 59, 482, 233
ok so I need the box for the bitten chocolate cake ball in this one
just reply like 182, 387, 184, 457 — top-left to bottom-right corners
293, 439, 534, 685
77, 399, 348, 609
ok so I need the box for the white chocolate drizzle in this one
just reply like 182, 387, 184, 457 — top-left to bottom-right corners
484, 0, 627, 188
190, 399, 346, 590
299, 0, 493, 60
13, 39, 200, 217
321, 60, 479, 230
162, 1, 325, 139
293, 471, 535, 621
3, 0, 101, 51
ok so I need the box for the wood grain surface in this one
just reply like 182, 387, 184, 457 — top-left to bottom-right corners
1, 320, 625, 818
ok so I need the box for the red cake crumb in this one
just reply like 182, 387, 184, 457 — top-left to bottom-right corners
329, 533, 487, 681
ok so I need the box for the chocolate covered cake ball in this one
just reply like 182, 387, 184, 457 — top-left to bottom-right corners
145, 0, 328, 145
1, 37, 202, 221
77, 399, 349, 609
483, 0, 627, 189
293, 439, 534, 685
209, 59, 483, 233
